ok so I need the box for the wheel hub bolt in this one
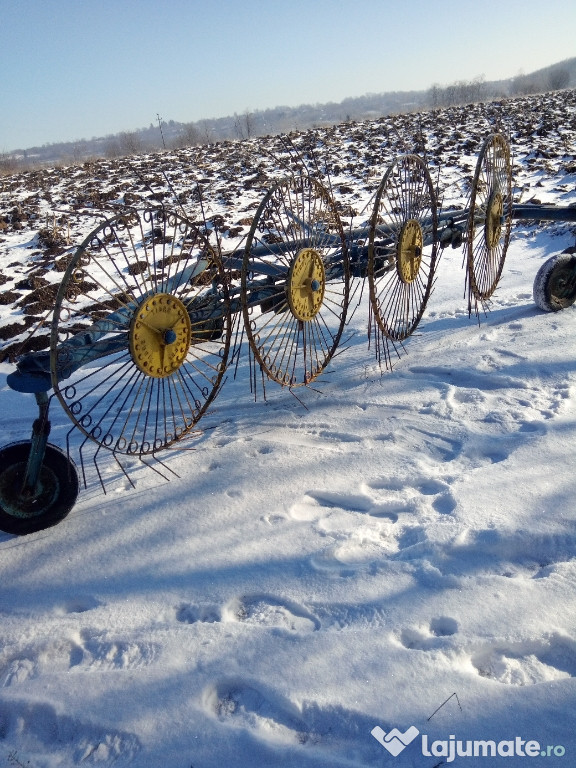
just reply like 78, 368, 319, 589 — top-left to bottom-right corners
164, 329, 177, 344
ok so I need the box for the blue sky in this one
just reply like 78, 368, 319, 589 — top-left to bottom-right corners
1, 0, 575, 151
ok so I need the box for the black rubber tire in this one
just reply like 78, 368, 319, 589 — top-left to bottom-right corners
533, 253, 576, 312
0, 442, 79, 535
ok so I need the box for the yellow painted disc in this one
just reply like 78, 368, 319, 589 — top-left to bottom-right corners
286, 248, 325, 321
129, 293, 191, 378
485, 190, 503, 250
397, 219, 423, 284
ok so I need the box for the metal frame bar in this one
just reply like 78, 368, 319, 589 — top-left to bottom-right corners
8, 198, 576, 395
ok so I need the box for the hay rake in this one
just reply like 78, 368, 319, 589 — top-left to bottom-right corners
1, 133, 575, 534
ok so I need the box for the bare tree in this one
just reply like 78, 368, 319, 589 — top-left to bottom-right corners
171, 122, 202, 149
511, 74, 538, 96
199, 120, 214, 144
549, 68, 570, 91
234, 110, 255, 140
119, 131, 145, 155
0, 152, 21, 176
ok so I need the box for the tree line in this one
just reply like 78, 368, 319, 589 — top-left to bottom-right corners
1, 62, 573, 176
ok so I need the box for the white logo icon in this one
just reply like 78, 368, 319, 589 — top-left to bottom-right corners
371, 725, 420, 756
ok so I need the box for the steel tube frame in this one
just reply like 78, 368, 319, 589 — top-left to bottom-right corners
7, 197, 576, 397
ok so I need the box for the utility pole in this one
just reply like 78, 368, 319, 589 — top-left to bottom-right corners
157, 113, 166, 150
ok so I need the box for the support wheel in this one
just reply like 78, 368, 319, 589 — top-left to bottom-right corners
50, 209, 231, 456
368, 154, 438, 340
0, 442, 79, 535
241, 174, 349, 386
465, 134, 512, 304
533, 253, 576, 312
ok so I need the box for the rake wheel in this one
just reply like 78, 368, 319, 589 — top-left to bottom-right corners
368, 155, 438, 340
50, 209, 231, 456
465, 134, 512, 303
241, 174, 349, 387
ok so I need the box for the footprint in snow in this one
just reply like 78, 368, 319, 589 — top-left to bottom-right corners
52, 595, 102, 615
175, 596, 320, 632
205, 679, 387, 760
289, 490, 400, 521
432, 491, 457, 515
472, 633, 576, 685
0, 699, 141, 761
369, 475, 457, 516
206, 680, 308, 743
399, 617, 459, 650
227, 595, 320, 633
292, 477, 457, 577
398, 623, 576, 687
398, 424, 463, 463
458, 529, 576, 574
70, 635, 159, 671
309, 528, 399, 576
1, 633, 158, 686
176, 603, 221, 624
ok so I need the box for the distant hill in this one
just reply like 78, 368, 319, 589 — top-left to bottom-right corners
2, 56, 575, 173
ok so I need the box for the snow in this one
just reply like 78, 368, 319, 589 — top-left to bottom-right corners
0, 90, 575, 767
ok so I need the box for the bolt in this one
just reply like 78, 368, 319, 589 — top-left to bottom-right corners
164, 329, 177, 344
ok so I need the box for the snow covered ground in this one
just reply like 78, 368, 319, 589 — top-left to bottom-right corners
0, 90, 575, 767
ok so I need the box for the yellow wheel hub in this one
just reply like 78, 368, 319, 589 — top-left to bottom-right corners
130, 293, 191, 378
485, 190, 503, 249
286, 248, 325, 321
397, 219, 423, 283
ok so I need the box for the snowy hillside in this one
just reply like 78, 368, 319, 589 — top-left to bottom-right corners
0, 89, 575, 767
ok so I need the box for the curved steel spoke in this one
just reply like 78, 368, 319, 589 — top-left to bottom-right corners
368, 155, 438, 341
242, 174, 349, 387
51, 209, 231, 456
465, 134, 512, 306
